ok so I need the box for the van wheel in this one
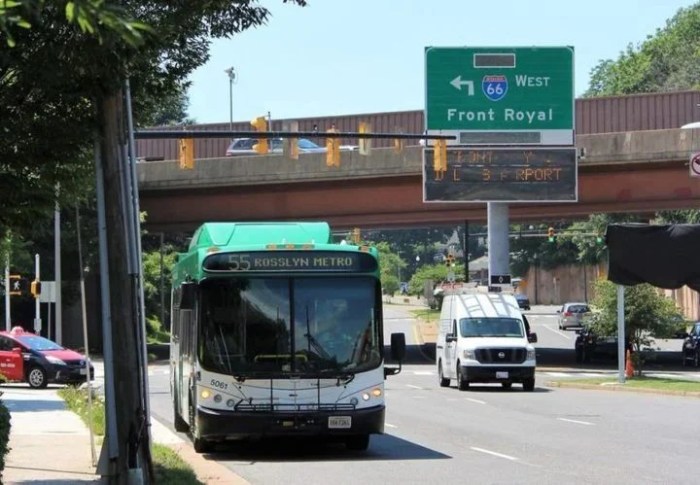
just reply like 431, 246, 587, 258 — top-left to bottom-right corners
522, 378, 535, 392
456, 365, 469, 391
438, 362, 450, 388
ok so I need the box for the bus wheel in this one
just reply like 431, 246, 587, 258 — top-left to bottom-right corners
173, 392, 188, 433
438, 361, 450, 388
346, 434, 370, 451
189, 400, 213, 453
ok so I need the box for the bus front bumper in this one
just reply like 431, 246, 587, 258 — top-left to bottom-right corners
196, 404, 385, 440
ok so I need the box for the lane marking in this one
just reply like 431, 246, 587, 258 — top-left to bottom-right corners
470, 447, 517, 461
385, 423, 397, 428
465, 398, 486, 405
541, 324, 570, 339
413, 371, 433, 375
546, 372, 570, 377
406, 384, 422, 389
557, 417, 594, 426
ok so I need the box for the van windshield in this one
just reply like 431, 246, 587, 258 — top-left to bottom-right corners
459, 317, 524, 338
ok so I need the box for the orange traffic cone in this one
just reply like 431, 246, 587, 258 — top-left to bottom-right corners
625, 349, 634, 379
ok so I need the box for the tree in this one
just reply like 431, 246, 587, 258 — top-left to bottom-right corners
588, 279, 685, 374
2, 2, 307, 483
374, 242, 404, 296
584, 4, 700, 97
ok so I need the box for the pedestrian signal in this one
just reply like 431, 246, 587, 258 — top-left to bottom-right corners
30, 280, 41, 298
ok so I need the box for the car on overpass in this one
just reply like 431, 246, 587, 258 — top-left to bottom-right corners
225, 137, 356, 156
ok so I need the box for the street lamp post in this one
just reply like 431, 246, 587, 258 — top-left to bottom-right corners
224, 67, 236, 130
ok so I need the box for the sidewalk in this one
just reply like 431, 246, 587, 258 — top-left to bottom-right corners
1, 379, 248, 484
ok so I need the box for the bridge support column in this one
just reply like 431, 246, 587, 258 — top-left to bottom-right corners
487, 203, 510, 284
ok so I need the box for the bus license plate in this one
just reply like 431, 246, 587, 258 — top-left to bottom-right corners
496, 371, 509, 379
328, 416, 351, 429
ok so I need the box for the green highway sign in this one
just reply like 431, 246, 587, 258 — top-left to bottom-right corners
425, 46, 574, 145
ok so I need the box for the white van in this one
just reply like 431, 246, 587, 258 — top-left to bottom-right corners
435, 290, 538, 391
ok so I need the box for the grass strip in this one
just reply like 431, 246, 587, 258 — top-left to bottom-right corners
551, 376, 700, 393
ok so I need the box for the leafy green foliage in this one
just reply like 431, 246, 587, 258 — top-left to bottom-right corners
152, 444, 204, 485
584, 4, 700, 96
588, 279, 686, 356
0, 398, 10, 478
408, 263, 458, 296
58, 386, 105, 436
375, 241, 405, 296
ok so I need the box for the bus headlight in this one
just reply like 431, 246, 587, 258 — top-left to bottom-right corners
213, 394, 222, 403
362, 393, 370, 401
200, 390, 211, 400
226, 399, 236, 408
350, 397, 359, 406
371, 388, 382, 398
463, 349, 475, 360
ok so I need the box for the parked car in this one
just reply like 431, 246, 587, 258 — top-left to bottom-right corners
574, 327, 631, 363
681, 321, 700, 367
0, 326, 94, 389
515, 293, 530, 310
225, 137, 355, 156
557, 302, 590, 330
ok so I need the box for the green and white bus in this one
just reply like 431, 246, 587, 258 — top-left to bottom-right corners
170, 222, 405, 453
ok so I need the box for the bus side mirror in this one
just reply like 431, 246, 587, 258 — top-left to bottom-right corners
180, 282, 197, 310
390, 332, 406, 362
384, 333, 406, 378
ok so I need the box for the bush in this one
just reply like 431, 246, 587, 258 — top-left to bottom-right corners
0, 398, 11, 479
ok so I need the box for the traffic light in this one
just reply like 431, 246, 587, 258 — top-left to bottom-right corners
326, 128, 340, 167
433, 140, 447, 176
178, 138, 194, 169
444, 254, 455, 267
358, 121, 372, 156
250, 116, 269, 154
548, 227, 556, 242
9, 275, 21, 296
30, 280, 41, 298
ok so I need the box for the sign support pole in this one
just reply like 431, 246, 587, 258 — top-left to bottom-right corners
487, 203, 510, 286
34, 254, 41, 335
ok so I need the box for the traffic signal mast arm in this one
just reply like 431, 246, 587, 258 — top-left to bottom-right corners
134, 129, 456, 142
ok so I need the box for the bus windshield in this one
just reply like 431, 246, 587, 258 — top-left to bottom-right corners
198, 276, 381, 377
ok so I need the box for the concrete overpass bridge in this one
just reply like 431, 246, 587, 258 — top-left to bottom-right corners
137, 128, 700, 233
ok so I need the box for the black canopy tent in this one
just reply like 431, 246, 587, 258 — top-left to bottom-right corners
607, 224, 700, 292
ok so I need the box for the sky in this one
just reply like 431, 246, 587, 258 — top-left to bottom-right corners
186, 0, 698, 125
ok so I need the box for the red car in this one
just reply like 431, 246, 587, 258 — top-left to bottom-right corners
0, 326, 94, 389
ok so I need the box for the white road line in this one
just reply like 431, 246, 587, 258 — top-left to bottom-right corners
546, 372, 570, 377
413, 371, 433, 375
406, 384, 422, 389
557, 418, 594, 426
470, 447, 517, 461
465, 398, 486, 405
385, 423, 398, 428
541, 324, 570, 339
583, 373, 607, 377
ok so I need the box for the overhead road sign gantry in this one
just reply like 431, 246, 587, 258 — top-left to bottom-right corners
424, 46, 574, 146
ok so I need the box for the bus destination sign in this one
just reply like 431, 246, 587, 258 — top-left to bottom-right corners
423, 146, 577, 202
203, 251, 378, 273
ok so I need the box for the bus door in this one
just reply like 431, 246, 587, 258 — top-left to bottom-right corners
0, 335, 24, 381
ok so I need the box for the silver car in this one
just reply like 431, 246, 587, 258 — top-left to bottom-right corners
557, 302, 590, 330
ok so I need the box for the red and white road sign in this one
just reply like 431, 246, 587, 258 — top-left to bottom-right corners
691, 152, 700, 178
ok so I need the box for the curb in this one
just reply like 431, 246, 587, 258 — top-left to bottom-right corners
545, 380, 700, 397
150, 416, 250, 484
